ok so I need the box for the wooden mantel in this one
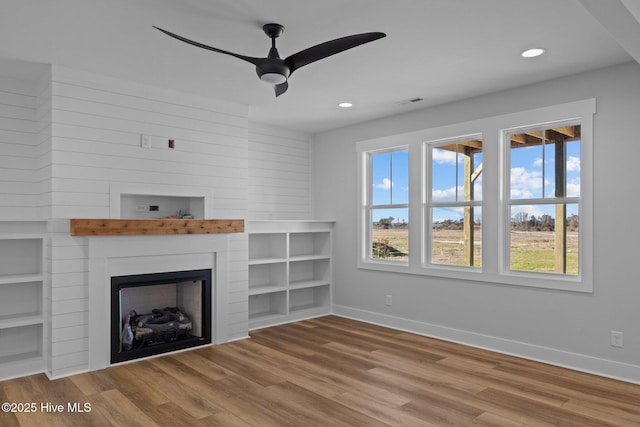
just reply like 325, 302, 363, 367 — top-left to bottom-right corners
70, 218, 244, 236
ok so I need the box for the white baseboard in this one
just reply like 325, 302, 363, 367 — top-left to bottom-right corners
332, 304, 640, 385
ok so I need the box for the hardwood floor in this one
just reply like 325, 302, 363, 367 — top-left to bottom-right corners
2, 315, 640, 426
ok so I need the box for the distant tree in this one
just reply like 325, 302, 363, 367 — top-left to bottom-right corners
568, 214, 579, 231
378, 217, 395, 229
512, 212, 529, 229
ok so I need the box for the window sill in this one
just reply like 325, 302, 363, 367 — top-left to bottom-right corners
358, 261, 592, 293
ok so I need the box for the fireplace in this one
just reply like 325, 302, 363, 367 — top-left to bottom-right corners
111, 269, 212, 363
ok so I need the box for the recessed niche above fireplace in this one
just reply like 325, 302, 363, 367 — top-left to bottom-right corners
111, 269, 212, 363
109, 183, 212, 219
121, 194, 204, 219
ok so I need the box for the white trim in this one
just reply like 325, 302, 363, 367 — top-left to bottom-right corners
87, 233, 229, 371
333, 304, 640, 385
355, 99, 595, 293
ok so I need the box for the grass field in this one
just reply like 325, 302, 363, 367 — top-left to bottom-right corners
372, 227, 579, 275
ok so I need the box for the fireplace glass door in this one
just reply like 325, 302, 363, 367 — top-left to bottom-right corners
111, 269, 212, 363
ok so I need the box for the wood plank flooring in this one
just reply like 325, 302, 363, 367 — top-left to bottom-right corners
2, 315, 640, 426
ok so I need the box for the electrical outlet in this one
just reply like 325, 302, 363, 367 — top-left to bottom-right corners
149, 205, 159, 212
611, 331, 624, 348
385, 295, 392, 306
135, 204, 148, 212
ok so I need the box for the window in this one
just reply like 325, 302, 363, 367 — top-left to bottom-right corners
505, 122, 581, 276
356, 99, 593, 292
365, 148, 409, 263
426, 136, 483, 268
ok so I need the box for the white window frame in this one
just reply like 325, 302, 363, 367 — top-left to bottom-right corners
424, 134, 483, 269
356, 99, 594, 293
358, 143, 410, 268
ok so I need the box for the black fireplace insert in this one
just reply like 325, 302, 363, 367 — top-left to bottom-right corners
111, 269, 212, 363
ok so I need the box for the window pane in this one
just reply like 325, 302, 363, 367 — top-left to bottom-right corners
372, 152, 391, 205
432, 139, 482, 203
509, 203, 579, 275
371, 150, 408, 205
510, 135, 543, 199
431, 146, 458, 202
510, 126, 581, 200
372, 208, 408, 261
392, 150, 409, 204
431, 207, 481, 267
566, 140, 581, 197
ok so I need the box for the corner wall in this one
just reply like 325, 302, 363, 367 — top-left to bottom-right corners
1, 59, 318, 379
314, 61, 640, 383
248, 122, 314, 220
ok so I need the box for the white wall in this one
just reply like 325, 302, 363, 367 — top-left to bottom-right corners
248, 122, 314, 220
48, 66, 249, 219
42, 70, 317, 378
314, 61, 640, 383
42, 66, 251, 378
1, 61, 319, 378
0, 75, 39, 219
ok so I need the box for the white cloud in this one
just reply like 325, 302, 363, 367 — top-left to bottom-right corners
567, 156, 580, 172
432, 184, 483, 202
510, 167, 542, 198
567, 177, 581, 197
375, 178, 393, 190
533, 157, 543, 167
432, 149, 458, 165
432, 186, 460, 201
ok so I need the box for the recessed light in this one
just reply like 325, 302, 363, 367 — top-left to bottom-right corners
521, 48, 545, 58
338, 102, 353, 108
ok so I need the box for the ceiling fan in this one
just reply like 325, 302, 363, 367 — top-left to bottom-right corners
153, 24, 386, 97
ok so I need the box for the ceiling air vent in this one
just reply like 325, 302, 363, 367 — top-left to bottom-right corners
397, 97, 424, 105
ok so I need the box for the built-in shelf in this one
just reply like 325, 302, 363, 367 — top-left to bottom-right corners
248, 285, 288, 296
247, 221, 333, 330
289, 279, 330, 290
248, 257, 288, 265
0, 230, 45, 381
0, 273, 43, 286
0, 313, 43, 329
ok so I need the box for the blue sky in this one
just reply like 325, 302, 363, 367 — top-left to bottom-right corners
508, 139, 580, 219
371, 150, 408, 223
370, 139, 581, 224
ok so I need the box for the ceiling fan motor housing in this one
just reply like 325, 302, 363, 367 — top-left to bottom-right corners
257, 24, 289, 84
256, 60, 290, 84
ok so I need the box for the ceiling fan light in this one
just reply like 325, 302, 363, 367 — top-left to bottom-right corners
260, 72, 287, 85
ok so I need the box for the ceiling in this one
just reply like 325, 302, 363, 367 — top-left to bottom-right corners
1, 0, 638, 134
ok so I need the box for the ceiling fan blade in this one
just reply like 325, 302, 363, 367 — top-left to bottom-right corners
274, 81, 288, 97
284, 32, 386, 74
153, 26, 261, 66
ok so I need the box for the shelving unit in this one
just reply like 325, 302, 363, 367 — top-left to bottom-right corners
247, 221, 333, 329
0, 229, 45, 380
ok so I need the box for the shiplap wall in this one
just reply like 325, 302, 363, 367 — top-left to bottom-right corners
36, 68, 53, 220
248, 122, 313, 220
0, 76, 39, 219
44, 66, 250, 378
49, 66, 249, 219
2, 64, 316, 379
